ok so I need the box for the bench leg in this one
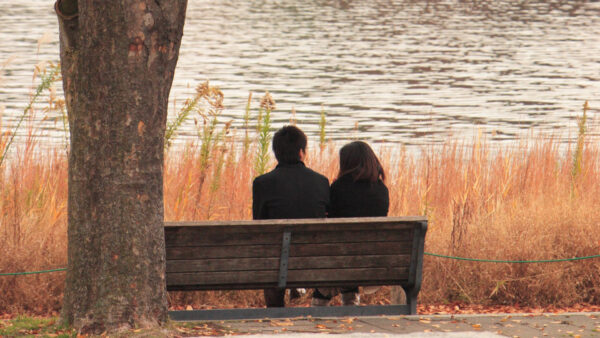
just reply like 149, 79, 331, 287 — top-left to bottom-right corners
402, 286, 418, 315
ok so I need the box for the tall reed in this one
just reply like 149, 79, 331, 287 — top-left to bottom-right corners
254, 92, 275, 176
242, 92, 253, 158
164, 84, 204, 151
319, 105, 327, 152
572, 100, 589, 181
0, 63, 60, 167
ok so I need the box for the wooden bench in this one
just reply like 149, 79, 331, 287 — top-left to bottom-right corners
165, 216, 427, 321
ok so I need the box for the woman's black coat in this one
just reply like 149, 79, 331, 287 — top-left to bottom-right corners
328, 173, 389, 218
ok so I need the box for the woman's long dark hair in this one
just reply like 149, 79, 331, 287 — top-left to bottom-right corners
338, 141, 385, 183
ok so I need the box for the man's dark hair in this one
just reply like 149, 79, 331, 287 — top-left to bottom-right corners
272, 125, 307, 164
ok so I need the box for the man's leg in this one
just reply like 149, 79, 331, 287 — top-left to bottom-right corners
264, 288, 286, 307
311, 288, 336, 306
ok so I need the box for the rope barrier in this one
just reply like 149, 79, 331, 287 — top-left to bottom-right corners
424, 252, 600, 263
2, 253, 599, 276
0, 268, 66, 276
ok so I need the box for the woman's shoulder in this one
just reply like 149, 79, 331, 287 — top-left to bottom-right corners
331, 175, 388, 192
331, 174, 354, 187
376, 178, 389, 188
374, 179, 389, 193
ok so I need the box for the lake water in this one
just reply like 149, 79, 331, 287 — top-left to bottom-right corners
1, 0, 600, 149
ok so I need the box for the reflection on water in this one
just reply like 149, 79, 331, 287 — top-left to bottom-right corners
0, 0, 599, 148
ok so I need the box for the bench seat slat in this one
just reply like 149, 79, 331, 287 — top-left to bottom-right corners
166, 241, 412, 260
166, 255, 412, 273
165, 229, 413, 247
165, 216, 425, 229
288, 267, 409, 283
168, 270, 277, 286
166, 245, 281, 260
290, 241, 412, 256
167, 258, 279, 273
291, 230, 412, 244
167, 267, 409, 288
165, 230, 282, 247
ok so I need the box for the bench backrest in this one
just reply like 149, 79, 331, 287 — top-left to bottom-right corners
165, 217, 427, 292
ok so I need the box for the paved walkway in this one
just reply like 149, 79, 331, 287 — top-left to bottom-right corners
199, 312, 600, 337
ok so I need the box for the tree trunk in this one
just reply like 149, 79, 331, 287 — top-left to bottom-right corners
55, 0, 187, 333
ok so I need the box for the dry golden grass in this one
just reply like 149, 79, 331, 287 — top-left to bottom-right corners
1, 121, 600, 315
0, 143, 67, 315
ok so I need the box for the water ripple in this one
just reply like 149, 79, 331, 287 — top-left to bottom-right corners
0, 0, 599, 148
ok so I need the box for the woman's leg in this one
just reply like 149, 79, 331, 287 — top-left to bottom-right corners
341, 287, 360, 306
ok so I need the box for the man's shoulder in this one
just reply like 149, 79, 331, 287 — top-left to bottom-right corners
302, 166, 329, 184
254, 165, 328, 185
253, 170, 275, 186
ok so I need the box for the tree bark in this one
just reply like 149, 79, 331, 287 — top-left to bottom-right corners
56, 0, 187, 333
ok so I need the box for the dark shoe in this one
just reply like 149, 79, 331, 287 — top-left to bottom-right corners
311, 297, 331, 306
311, 288, 332, 307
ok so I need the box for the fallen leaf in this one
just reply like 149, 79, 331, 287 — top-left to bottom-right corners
341, 318, 354, 323
472, 324, 481, 329
271, 320, 294, 327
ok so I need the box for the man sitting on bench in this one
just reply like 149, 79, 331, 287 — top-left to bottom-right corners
252, 125, 330, 307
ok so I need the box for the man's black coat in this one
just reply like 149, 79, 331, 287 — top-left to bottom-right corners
252, 161, 328, 307
252, 161, 330, 220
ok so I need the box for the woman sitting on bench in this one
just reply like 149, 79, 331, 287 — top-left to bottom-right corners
312, 141, 390, 306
